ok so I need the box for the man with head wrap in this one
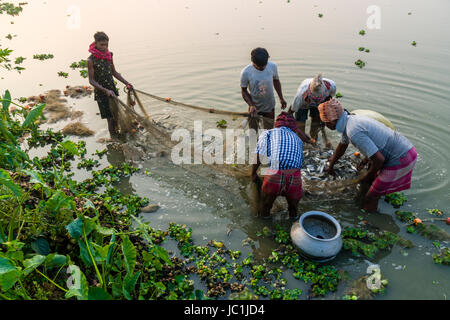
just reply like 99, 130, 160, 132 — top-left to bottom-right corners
252, 112, 304, 218
318, 99, 418, 212
289, 73, 336, 145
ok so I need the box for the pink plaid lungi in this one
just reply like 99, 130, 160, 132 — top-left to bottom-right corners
369, 147, 418, 196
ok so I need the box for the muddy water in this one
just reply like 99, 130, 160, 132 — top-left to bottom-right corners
2, 0, 450, 299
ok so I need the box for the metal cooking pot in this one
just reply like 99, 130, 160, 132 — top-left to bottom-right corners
290, 211, 342, 262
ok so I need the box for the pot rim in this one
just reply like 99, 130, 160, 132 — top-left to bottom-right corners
299, 211, 342, 242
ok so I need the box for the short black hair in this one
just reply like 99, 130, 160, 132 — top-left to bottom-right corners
94, 32, 109, 42
251, 47, 269, 67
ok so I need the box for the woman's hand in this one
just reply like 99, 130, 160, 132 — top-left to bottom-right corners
280, 98, 287, 110
126, 83, 133, 90
105, 89, 116, 97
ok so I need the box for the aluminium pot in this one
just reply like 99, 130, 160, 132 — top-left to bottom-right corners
290, 211, 342, 262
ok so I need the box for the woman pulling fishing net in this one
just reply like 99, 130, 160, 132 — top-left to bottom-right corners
87, 31, 134, 138
318, 99, 418, 213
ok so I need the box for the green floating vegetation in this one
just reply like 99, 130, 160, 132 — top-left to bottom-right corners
79, 70, 88, 79
33, 54, 54, 61
335, 92, 343, 98
359, 30, 366, 36
385, 192, 406, 208
0, 2, 26, 16
342, 227, 413, 259
70, 60, 88, 79
344, 272, 389, 300
216, 119, 228, 129
395, 211, 450, 241
413, 223, 450, 241
318, 13, 323, 18
14, 56, 25, 65
70, 60, 87, 69
354, 59, 366, 69
433, 248, 450, 266
427, 209, 443, 217
411, 41, 417, 46
58, 72, 69, 78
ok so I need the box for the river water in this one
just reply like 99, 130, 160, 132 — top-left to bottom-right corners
1, 0, 449, 299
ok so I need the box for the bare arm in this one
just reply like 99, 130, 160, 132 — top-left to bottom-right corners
273, 79, 287, 109
359, 151, 385, 184
296, 129, 312, 144
111, 60, 131, 87
241, 87, 256, 113
327, 142, 349, 175
87, 58, 116, 97
251, 154, 261, 182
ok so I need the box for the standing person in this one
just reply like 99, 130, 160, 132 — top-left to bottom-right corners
87, 31, 133, 138
289, 73, 336, 144
241, 48, 287, 130
252, 112, 304, 219
318, 99, 418, 213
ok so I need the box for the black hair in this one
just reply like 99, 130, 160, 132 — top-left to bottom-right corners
94, 32, 109, 42
251, 47, 269, 67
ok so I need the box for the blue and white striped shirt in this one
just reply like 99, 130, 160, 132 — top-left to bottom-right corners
255, 127, 303, 170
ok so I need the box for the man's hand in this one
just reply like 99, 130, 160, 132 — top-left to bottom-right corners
358, 174, 372, 186
357, 157, 369, 171
326, 156, 336, 175
250, 106, 257, 117
126, 83, 133, 90
326, 165, 336, 176
251, 171, 259, 183
280, 98, 287, 110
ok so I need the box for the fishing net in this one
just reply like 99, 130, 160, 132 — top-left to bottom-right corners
110, 89, 362, 207
109, 97, 136, 135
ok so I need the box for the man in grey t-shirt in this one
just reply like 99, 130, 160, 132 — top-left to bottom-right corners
318, 99, 417, 213
240, 48, 287, 129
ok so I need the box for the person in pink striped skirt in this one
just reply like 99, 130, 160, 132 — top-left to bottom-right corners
318, 99, 418, 212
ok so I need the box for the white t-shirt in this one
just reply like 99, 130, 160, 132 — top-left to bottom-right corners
240, 61, 279, 113
291, 78, 336, 112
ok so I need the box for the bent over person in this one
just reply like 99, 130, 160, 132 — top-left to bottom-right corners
252, 112, 304, 218
87, 31, 133, 138
289, 73, 336, 143
241, 48, 287, 130
318, 99, 418, 212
